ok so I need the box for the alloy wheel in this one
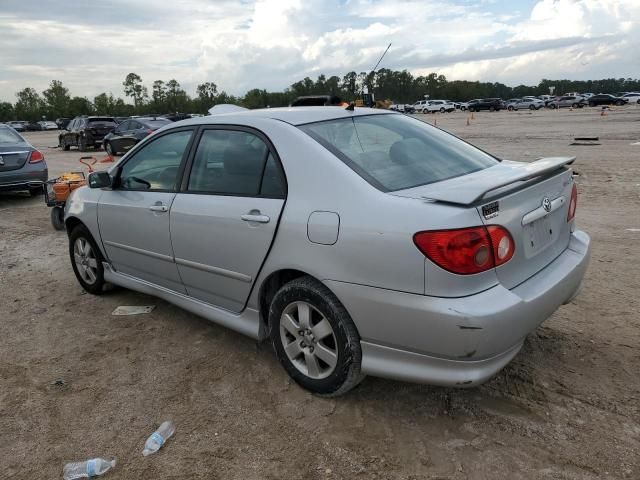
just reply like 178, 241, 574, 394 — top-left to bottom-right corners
279, 301, 338, 380
73, 237, 98, 285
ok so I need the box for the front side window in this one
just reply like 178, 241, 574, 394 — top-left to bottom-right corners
299, 114, 497, 191
118, 130, 192, 191
187, 129, 285, 197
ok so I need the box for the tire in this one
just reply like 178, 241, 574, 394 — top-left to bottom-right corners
572, 103, 579, 108
269, 276, 365, 396
551, 104, 557, 109
105, 142, 117, 156
460, 106, 466, 111
616, 100, 624, 106
69, 225, 106, 295
637, 100, 640, 105
529, 105, 535, 110
589, 102, 595, 107
508, 106, 514, 111
489, 106, 496, 112
439, 107, 445, 113
78, 135, 87, 152
50, 206, 65, 231
60, 137, 70, 151
29, 186, 43, 196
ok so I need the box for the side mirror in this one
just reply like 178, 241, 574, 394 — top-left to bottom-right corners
88, 171, 112, 189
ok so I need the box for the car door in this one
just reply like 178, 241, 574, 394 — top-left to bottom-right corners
97, 128, 195, 293
170, 127, 287, 312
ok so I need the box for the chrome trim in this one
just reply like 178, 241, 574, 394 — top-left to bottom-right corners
175, 257, 252, 283
0, 150, 30, 155
103, 240, 174, 263
0, 180, 44, 187
521, 196, 566, 226
103, 262, 260, 339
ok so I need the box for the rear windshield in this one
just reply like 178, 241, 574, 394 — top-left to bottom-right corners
0, 127, 24, 143
141, 119, 171, 129
298, 114, 497, 191
88, 118, 116, 126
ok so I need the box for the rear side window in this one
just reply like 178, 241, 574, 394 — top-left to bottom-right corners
299, 114, 497, 191
0, 127, 23, 143
187, 129, 285, 197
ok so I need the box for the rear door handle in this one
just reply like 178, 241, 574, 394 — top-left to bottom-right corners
241, 213, 270, 223
149, 204, 168, 213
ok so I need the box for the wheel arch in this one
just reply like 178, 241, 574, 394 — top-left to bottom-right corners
258, 268, 330, 339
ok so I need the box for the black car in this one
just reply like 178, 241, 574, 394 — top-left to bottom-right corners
588, 94, 628, 107
102, 117, 171, 156
24, 121, 43, 131
466, 98, 504, 112
59, 116, 117, 151
291, 95, 343, 107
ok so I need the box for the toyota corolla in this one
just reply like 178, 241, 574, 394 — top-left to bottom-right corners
64, 107, 590, 396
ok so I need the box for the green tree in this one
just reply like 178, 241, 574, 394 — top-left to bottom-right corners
0, 102, 14, 122
165, 79, 190, 112
14, 88, 43, 121
122, 73, 148, 108
94, 92, 118, 114
151, 80, 167, 111
42, 80, 71, 118
68, 96, 94, 116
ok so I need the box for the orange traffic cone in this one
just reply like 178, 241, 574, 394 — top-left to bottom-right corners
471, 112, 475, 120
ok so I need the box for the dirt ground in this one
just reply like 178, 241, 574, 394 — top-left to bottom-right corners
1, 107, 639, 479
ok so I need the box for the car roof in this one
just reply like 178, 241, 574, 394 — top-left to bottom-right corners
175, 106, 395, 127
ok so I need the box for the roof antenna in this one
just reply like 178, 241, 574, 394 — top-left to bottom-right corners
371, 43, 392, 74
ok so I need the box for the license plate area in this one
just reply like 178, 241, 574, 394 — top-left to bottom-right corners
523, 215, 558, 258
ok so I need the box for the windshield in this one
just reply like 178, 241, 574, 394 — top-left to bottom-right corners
298, 114, 498, 191
0, 127, 24, 143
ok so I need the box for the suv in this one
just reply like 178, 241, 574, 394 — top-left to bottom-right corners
412, 100, 430, 113
506, 98, 545, 111
59, 116, 117, 151
548, 96, 587, 109
466, 98, 503, 112
424, 100, 456, 113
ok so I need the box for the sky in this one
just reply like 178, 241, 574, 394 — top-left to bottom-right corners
0, 0, 638, 102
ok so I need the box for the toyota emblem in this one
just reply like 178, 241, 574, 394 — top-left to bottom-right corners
542, 197, 552, 212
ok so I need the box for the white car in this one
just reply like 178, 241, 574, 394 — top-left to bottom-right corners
424, 100, 455, 113
412, 100, 430, 113
621, 92, 640, 105
459, 102, 470, 111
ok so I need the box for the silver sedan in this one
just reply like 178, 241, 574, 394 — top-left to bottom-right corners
64, 107, 590, 396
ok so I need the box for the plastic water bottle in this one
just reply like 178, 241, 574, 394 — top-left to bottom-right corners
142, 421, 175, 456
63, 458, 116, 479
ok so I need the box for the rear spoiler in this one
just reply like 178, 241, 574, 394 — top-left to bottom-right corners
401, 157, 575, 206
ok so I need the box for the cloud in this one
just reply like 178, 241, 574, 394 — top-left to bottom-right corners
0, 0, 638, 103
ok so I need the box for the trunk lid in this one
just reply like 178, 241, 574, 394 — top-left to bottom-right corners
393, 158, 576, 289
0, 146, 31, 172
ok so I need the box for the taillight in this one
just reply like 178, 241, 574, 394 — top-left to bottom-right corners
413, 225, 514, 275
28, 150, 44, 163
567, 183, 577, 222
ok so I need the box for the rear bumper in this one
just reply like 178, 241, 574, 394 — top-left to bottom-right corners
326, 230, 591, 387
0, 167, 48, 192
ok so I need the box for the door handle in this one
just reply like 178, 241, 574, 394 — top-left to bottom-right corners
241, 213, 270, 223
149, 204, 168, 212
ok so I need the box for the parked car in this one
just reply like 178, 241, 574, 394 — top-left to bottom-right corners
102, 117, 172, 156
458, 102, 470, 111
0, 124, 48, 195
389, 104, 416, 114
39, 121, 59, 131
59, 116, 117, 151
411, 100, 430, 113
620, 93, 640, 105
466, 98, 503, 112
162, 113, 192, 122
587, 94, 628, 107
55, 118, 71, 130
581, 93, 594, 99
506, 98, 545, 111
64, 107, 590, 396
24, 121, 44, 131
291, 95, 343, 107
7, 121, 27, 132
548, 95, 587, 109
424, 100, 455, 113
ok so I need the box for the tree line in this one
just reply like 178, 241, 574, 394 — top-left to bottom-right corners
2, 71, 639, 122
